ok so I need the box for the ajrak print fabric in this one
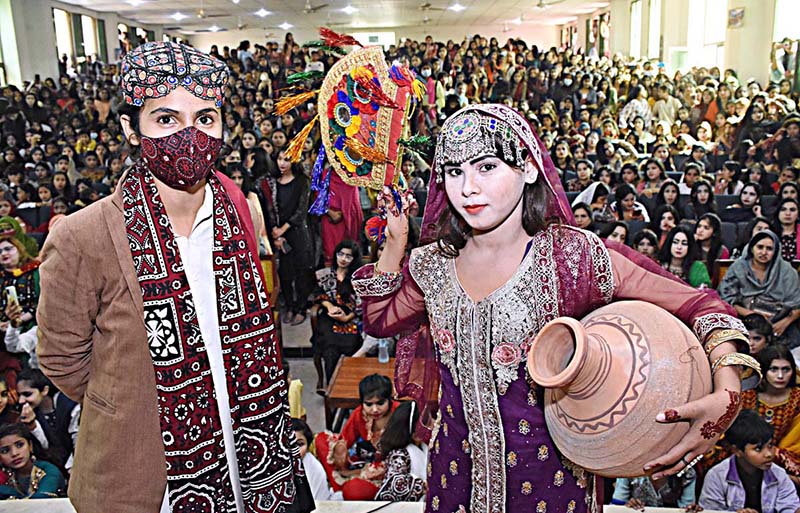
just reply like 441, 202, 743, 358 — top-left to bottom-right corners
122, 163, 302, 513
140, 126, 223, 189
121, 41, 229, 107
407, 225, 614, 513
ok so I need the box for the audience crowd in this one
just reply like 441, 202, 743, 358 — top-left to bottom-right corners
0, 31, 800, 508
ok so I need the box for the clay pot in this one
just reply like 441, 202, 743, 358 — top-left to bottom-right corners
526, 300, 711, 477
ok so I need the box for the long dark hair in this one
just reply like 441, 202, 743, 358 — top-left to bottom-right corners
697, 213, 725, 270
613, 183, 637, 220
649, 204, 680, 238
690, 179, 717, 216
435, 137, 555, 258
654, 179, 679, 209
659, 225, 701, 277
772, 197, 799, 234
757, 344, 797, 392
333, 239, 361, 297
379, 401, 419, 455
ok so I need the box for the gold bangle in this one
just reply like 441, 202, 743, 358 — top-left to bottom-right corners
705, 334, 749, 357
711, 352, 762, 381
705, 329, 749, 355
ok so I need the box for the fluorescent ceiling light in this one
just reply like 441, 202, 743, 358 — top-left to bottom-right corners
255, 8, 272, 17
171, 12, 188, 21
279, 22, 293, 30
126, 0, 145, 6
510, 16, 522, 25
209, 25, 221, 32
341, 5, 359, 14
232, 0, 240, 3
448, 3, 466, 12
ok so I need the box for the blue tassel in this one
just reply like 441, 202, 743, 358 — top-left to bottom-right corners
310, 146, 326, 192
309, 165, 333, 215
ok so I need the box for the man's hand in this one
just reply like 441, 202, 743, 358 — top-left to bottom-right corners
625, 498, 645, 511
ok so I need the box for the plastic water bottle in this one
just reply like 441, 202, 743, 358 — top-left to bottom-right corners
378, 339, 390, 364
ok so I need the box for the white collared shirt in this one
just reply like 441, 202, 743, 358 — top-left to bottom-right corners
160, 184, 244, 513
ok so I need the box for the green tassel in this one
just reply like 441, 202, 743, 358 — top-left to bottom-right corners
398, 135, 433, 152
301, 40, 347, 55
287, 71, 325, 84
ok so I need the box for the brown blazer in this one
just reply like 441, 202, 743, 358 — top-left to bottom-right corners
37, 174, 257, 513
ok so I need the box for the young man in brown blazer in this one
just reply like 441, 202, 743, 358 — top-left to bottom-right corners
37, 42, 312, 513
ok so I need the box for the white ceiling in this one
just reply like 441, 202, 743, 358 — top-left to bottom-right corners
57, 0, 610, 35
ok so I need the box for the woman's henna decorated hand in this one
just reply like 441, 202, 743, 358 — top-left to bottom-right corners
643, 388, 742, 479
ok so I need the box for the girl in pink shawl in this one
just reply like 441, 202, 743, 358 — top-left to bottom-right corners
352, 104, 751, 513
320, 169, 364, 267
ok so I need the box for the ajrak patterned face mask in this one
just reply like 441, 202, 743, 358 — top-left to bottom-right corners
139, 126, 222, 189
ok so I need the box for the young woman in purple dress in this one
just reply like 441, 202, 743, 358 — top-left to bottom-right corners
353, 104, 754, 513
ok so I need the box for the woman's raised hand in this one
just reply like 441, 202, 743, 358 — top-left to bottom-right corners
378, 187, 409, 247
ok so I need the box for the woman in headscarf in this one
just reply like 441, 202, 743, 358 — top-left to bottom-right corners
353, 104, 753, 513
719, 230, 800, 348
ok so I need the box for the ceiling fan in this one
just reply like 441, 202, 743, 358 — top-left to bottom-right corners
536, 0, 567, 8
303, 0, 329, 13
419, 2, 446, 11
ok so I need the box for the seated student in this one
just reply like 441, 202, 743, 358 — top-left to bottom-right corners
611, 470, 697, 510
699, 409, 800, 513
743, 313, 774, 358
315, 374, 399, 500
0, 423, 65, 499
291, 418, 341, 501
375, 401, 427, 502
0, 377, 18, 425
742, 345, 800, 481
15, 369, 79, 472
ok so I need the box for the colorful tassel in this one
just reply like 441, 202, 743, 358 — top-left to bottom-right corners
399, 135, 433, 152
320, 27, 363, 48
345, 138, 389, 164
287, 70, 325, 84
284, 114, 319, 163
275, 90, 318, 116
411, 76, 427, 101
353, 68, 398, 109
309, 166, 333, 215
302, 40, 346, 55
365, 215, 388, 244
310, 145, 327, 192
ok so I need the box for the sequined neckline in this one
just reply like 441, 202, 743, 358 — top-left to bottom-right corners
449, 237, 536, 305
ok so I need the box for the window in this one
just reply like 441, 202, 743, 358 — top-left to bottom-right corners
81, 15, 97, 59
53, 8, 73, 64
629, 0, 642, 59
648, 0, 661, 59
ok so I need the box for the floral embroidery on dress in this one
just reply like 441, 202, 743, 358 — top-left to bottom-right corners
567, 500, 577, 513
538, 445, 549, 461
507, 451, 518, 467
462, 439, 470, 454
491, 342, 523, 395
443, 422, 449, 437
441, 474, 448, 488
446, 404, 455, 417
450, 460, 459, 476
521, 481, 533, 495
432, 496, 440, 511
518, 419, 530, 435
527, 389, 538, 407
554, 470, 565, 487
537, 500, 548, 513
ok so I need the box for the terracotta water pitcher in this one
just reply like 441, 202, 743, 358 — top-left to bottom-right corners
526, 300, 712, 477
